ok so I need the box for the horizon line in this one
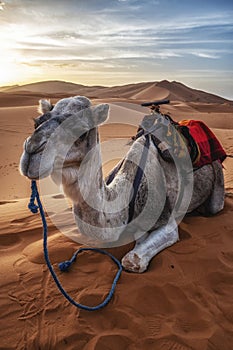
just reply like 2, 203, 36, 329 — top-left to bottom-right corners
0, 78, 232, 102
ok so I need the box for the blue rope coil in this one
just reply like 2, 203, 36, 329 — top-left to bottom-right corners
28, 180, 122, 311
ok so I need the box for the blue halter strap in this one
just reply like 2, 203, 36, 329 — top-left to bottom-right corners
28, 180, 122, 311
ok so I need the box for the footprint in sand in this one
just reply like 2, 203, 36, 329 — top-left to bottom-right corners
133, 285, 174, 316
0, 233, 21, 248
163, 284, 214, 339
11, 215, 35, 225
178, 229, 191, 241
77, 292, 109, 308
221, 305, 233, 324
152, 338, 193, 350
172, 317, 213, 339
206, 270, 233, 326
218, 251, 233, 268
169, 229, 203, 255
61, 332, 93, 349
144, 315, 163, 337
90, 333, 132, 350
207, 270, 233, 297
23, 235, 74, 264
78, 306, 142, 340
52, 194, 65, 199
206, 329, 232, 350
0, 200, 18, 205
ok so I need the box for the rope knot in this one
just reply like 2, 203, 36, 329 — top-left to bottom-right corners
58, 260, 72, 272
28, 202, 39, 213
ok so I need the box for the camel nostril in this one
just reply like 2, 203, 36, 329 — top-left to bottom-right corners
34, 141, 47, 153
25, 140, 47, 154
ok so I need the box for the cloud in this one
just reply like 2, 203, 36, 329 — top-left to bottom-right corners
0, 1, 5, 10
191, 52, 220, 59
0, 0, 232, 97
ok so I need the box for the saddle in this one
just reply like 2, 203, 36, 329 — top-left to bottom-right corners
106, 113, 226, 188
105, 111, 226, 224
178, 119, 226, 167
133, 113, 226, 168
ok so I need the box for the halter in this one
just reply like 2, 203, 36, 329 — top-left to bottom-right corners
28, 180, 122, 311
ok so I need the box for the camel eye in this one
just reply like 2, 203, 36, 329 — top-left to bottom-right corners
74, 132, 88, 146
33, 118, 39, 129
34, 121, 39, 129
33, 113, 52, 130
79, 132, 88, 141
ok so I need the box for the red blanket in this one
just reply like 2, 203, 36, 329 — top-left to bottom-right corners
179, 120, 226, 167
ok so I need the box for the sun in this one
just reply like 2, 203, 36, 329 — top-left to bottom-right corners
0, 63, 18, 85
0, 49, 23, 85
0, 49, 41, 86
0, 47, 42, 87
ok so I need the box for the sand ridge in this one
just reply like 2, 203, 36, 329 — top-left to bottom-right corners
0, 84, 233, 349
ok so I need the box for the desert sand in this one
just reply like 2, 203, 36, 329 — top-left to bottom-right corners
0, 81, 233, 350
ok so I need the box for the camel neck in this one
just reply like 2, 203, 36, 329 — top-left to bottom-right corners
57, 131, 154, 243
61, 128, 105, 205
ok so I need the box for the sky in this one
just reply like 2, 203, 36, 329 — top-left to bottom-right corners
0, 0, 233, 99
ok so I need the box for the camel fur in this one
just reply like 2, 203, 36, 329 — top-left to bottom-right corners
20, 96, 225, 273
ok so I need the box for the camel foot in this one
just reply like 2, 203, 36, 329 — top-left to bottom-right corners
122, 251, 149, 273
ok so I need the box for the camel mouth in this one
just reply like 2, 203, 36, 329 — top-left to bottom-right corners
63, 161, 81, 168
20, 148, 53, 181
53, 162, 81, 173
26, 167, 53, 181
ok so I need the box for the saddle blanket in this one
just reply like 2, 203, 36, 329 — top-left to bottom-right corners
179, 119, 226, 167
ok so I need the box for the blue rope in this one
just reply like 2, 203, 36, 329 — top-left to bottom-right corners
28, 180, 122, 311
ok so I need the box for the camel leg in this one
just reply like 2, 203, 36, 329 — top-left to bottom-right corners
206, 161, 225, 214
195, 161, 225, 216
122, 220, 179, 273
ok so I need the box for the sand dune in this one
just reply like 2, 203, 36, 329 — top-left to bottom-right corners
3, 79, 232, 104
157, 80, 231, 104
0, 86, 233, 349
131, 83, 169, 101
5, 80, 87, 94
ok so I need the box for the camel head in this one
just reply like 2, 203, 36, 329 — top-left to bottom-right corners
20, 96, 109, 181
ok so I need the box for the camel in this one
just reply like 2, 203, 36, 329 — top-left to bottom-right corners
20, 96, 225, 273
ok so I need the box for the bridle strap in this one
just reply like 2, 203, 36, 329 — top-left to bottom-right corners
128, 134, 150, 223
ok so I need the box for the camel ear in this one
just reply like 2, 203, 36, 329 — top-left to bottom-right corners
92, 104, 109, 126
38, 99, 53, 114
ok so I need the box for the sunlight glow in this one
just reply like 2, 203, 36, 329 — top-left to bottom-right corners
0, 23, 43, 85
0, 51, 20, 85
0, 0, 232, 98
0, 49, 37, 85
